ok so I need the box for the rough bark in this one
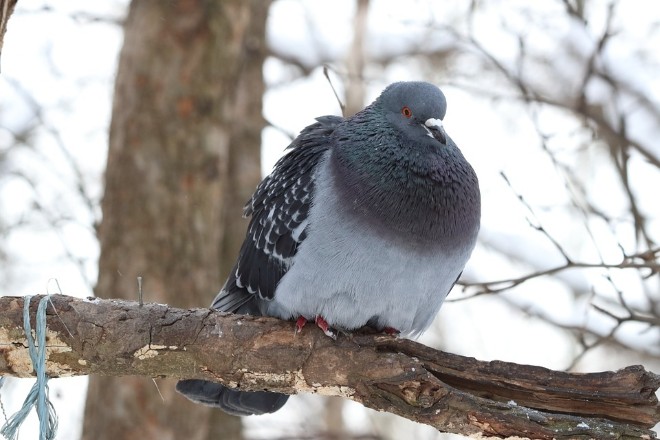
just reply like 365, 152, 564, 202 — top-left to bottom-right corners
0, 0, 18, 72
84, 0, 269, 439
2, 295, 659, 440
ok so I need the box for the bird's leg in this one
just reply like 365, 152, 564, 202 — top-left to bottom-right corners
295, 316, 308, 335
314, 315, 337, 340
295, 315, 338, 339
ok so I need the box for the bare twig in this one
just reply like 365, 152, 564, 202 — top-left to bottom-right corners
499, 171, 573, 264
459, 247, 659, 297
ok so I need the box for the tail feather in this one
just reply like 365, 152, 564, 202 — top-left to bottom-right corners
176, 379, 288, 416
176, 270, 289, 416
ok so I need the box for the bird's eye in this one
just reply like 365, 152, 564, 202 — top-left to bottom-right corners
401, 106, 413, 118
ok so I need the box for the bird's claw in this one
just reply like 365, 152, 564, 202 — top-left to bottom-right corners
314, 315, 337, 339
294, 315, 340, 340
383, 327, 400, 336
294, 316, 307, 335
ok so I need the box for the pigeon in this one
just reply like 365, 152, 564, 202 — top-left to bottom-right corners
176, 81, 481, 416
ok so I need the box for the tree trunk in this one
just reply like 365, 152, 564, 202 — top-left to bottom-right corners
82, 1, 269, 439
344, 0, 369, 117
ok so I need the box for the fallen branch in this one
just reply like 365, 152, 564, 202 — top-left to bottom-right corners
0, 295, 658, 439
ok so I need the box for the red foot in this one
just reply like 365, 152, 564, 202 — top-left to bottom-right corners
314, 316, 337, 339
295, 316, 307, 334
294, 315, 337, 339
383, 327, 400, 336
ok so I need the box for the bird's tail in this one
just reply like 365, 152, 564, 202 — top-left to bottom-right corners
175, 378, 288, 416
176, 274, 289, 415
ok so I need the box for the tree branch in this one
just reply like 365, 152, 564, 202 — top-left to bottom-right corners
0, 0, 18, 72
1, 295, 658, 439
459, 247, 660, 297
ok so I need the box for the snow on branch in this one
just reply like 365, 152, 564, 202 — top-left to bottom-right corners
1, 295, 658, 439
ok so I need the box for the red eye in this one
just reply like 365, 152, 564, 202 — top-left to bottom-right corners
401, 106, 413, 118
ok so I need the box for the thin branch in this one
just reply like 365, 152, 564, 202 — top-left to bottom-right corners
499, 171, 573, 264
458, 248, 659, 297
497, 291, 660, 367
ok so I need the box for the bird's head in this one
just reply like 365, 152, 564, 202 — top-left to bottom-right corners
332, 81, 480, 242
377, 81, 449, 146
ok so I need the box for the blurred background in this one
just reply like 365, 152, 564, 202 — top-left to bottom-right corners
0, 0, 658, 439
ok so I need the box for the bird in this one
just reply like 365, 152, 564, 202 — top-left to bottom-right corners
176, 81, 481, 416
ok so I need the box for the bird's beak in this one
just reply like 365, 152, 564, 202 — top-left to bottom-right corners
423, 118, 447, 144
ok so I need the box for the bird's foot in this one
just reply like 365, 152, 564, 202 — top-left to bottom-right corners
294, 316, 307, 335
314, 316, 337, 340
294, 315, 338, 339
383, 327, 400, 336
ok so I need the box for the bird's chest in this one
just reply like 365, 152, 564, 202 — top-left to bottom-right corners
268, 222, 466, 335
263, 154, 474, 335
331, 145, 476, 245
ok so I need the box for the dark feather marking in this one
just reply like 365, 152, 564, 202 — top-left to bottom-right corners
211, 116, 342, 310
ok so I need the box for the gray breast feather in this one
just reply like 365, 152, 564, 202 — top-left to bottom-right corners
264, 151, 477, 336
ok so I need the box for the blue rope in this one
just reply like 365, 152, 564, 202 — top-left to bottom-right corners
0, 296, 58, 440
0, 377, 7, 423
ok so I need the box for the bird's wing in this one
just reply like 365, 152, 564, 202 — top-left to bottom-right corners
212, 116, 342, 313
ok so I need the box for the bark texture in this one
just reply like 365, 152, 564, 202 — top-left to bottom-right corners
84, 0, 269, 439
0, 0, 18, 70
2, 295, 659, 440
